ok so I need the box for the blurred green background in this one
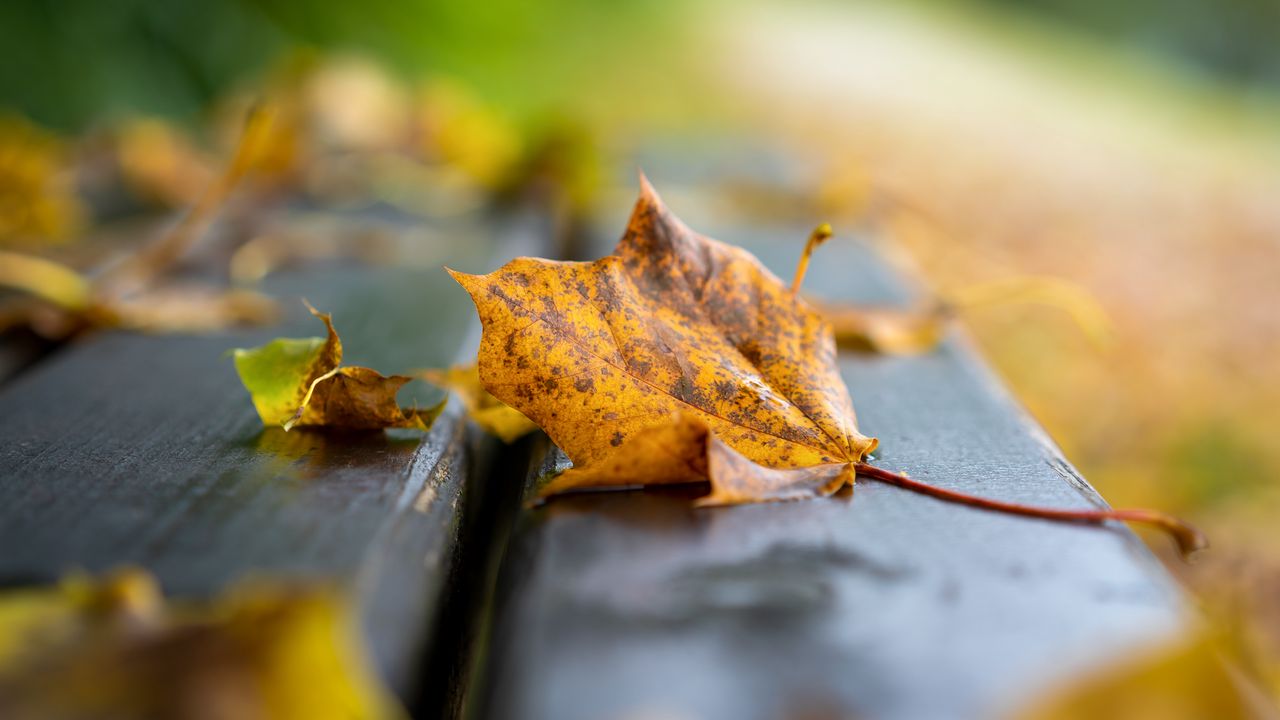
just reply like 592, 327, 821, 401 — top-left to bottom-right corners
0, 0, 686, 130
3, 0, 1277, 131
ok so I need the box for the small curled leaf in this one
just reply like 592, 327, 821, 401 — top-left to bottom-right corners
233, 302, 441, 432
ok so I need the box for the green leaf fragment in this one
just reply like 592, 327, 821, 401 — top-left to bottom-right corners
233, 336, 327, 426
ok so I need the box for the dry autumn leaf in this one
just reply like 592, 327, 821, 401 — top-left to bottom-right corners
107, 285, 279, 334
115, 118, 216, 208
452, 175, 877, 481
233, 302, 442, 432
0, 114, 84, 247
816, 276, 1113, 355
0, 106, 279, 339
818, 301, 953, 355
538, 413, 854, 505
0, 569, 404, 720
418, 364, 538, 443
454, 176, 1206, 557
1011, 630, 1271, 720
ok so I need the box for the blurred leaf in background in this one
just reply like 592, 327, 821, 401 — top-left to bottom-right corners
1012, 630, 1272, 720
0, 115, 84, 246
0, 569, 403, 720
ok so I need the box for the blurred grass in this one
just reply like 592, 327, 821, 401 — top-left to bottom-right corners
0, 0, 700, 133
3, 0, 1273, 136
979, 0, 1280, 88
0, 1, 283, 130
908, 0, 1280, 157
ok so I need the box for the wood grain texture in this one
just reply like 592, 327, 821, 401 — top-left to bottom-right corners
0, 208, 538, 707
473, 200, 1192, 720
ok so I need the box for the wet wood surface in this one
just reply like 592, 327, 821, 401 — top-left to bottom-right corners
0, 207, 542, 710
0, 162, 1196, 719
472, 185, 1192, 720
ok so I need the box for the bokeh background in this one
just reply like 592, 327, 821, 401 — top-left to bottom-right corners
2, 0, 1277, 712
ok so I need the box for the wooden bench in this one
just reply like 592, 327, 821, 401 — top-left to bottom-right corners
468, 178, 1193, 720
0, 165, 1192, 719
0, 204, 547, 715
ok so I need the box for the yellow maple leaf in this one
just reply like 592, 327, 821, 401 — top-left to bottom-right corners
452, 175, 877, 504
452, 176, 1205, 557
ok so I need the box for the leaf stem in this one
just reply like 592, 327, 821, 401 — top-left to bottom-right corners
285, 366, 342, 431
854, 462, 1207, 559
790, 223, 833, 296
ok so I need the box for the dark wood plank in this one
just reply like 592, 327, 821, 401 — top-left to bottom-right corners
0, 207, 543, 707
473, 187, 1192, 720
